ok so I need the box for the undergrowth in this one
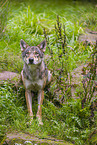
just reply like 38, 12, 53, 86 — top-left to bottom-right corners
0, 0, 97, 145
0, 83, 27, 141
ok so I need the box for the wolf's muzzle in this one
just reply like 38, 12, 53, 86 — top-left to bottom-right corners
29, 58, 34, 64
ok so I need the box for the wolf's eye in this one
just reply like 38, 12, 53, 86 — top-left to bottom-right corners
26, 53, 29, 57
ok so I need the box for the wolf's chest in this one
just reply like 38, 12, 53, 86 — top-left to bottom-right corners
23, 78, 44, 90
21, 70, 45, 90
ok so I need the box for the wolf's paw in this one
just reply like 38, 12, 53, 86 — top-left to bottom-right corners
36, 115, 43, 125
39, 120, 43, 125
29, 114, 33, 125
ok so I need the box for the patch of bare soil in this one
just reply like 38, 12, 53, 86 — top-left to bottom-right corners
71, 64, 87, 97
78, 29, 97, 45
0, 71, 21, 86
71, 63, 97, 98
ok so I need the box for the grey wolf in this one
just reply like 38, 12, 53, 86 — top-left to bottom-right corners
20, 39, 52, 125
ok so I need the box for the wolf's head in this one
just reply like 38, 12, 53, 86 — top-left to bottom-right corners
20, 39, 46, 65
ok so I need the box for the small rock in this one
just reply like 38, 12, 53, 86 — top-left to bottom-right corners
15, 143, 22, 145
24, 140, 33, 145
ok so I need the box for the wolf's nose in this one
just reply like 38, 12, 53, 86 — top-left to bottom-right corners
29, 58, 34, 64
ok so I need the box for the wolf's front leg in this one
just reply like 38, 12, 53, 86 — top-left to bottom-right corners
36, 90, 44, 125
47, 70, 52, 84
25, 90, 33, 121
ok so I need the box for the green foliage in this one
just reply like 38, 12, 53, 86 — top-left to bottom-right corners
0, 83, 27, 140
37, 99, 92, 144
0, 0, 9, 38
0, 83, 96, 144
1, 0, 95, 72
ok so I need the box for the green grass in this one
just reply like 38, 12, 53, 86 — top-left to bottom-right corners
1, 82, 97, 144
0, 0, 97, 144
0, 83, 26, 138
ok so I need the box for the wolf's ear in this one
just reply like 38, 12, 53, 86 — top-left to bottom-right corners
38, 40, 46, 52
20, 39, 28, 52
